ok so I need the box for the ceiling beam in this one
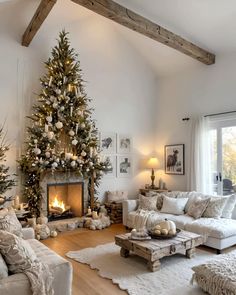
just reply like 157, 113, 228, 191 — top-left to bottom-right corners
71, 0, 215, 65
22, 0, 57, 47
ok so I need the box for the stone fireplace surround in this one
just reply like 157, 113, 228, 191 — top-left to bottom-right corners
40, 171, 89, 218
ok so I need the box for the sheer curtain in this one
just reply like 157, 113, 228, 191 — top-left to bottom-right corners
188, 116, 213, 194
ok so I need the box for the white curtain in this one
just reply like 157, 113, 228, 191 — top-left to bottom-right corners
188, 116, 213, 194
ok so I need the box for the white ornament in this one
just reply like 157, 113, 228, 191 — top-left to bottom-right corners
51, 162, 58, 169
53, 102, 58, 109
45, 151, 51, 158
47, 131, 54, 140
89, 161, 93, 167
69, 130, 75, 137
72, 139, 78, 146
77, 110, 83, 116
81, 150, 86, 157
46, 116, 52, 123
55, 89, 61, 95
71, 160, 76, 168
55, 121, 63, 129
81, 123, 86, 129
56, 158, 60, 163
33, 147, 41, 155
82, 143, 86, 149
45, 161, 49, 165
34, 139, 38, 144
60, 106, 65, 111
50, 96, 55, 102
86, 168, 89, 172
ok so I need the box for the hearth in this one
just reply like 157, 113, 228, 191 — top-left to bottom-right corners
47, 182, 84, 221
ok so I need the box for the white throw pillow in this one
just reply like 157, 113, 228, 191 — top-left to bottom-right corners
0, 253, 8, 279
0, 207, 23, 237
161, 196, 188, 215
221, 194, 236, 219
107, 190, 128, 203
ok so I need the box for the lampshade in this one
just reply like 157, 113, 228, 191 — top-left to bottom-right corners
146, 157, 159, 169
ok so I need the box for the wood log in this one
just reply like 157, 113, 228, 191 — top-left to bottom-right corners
71, 0, 215, 65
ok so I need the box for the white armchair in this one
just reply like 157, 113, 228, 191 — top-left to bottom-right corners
123, 199, 139, 227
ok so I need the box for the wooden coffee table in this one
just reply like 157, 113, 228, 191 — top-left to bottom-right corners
115, 230, 203, 272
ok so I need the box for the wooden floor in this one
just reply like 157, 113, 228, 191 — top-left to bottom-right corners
42, 224, 128, 295
42, 224, 236, 295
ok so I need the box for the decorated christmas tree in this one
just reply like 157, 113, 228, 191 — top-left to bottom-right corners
19, 31, 109, 216
0, 126, 15, 207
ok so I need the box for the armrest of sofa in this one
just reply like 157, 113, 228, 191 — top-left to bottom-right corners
122, 199, 139, 226
0, 273, 31, 295
22, 227, 35, 240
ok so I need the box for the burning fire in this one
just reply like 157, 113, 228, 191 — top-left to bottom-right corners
51, 196, 65, 212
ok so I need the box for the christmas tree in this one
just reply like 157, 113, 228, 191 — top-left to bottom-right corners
0, 126, 15, 207
19, 31, 109, 216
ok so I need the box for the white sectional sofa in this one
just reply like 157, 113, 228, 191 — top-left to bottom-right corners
0, 228, 73, 295
123, 192, 236, 253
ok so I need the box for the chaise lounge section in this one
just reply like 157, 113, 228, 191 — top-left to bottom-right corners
123, 191, 236, 253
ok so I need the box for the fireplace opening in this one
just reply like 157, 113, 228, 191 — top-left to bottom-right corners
47, 182, 84, 221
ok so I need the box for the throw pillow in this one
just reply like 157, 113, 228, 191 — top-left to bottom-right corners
187, 198, 210, 219
0, 230, 54, 294
107, 190, 128, 203
0, 253, 8, 279
221, 194, 236, 219
138, 194, 158, 211
0, 207, 23, 237
202, 197, 228, 218
160, 196, 188, 215
146, 192, 164, 211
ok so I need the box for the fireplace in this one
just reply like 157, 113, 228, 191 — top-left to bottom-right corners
47, 182, 84, 221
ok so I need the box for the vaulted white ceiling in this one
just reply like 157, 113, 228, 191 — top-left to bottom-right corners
2, 0, 236, 76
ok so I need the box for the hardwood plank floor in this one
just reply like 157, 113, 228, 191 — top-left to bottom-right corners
42, 224, 236, 295
42, 224, 128, 295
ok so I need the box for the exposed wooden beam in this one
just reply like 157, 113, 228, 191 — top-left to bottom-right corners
71, 0, 215, 65
22, 0, 57, 47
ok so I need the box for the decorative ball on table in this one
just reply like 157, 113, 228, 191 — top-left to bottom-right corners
50, 230, 58, 238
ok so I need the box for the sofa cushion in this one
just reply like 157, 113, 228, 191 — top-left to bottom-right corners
0, 253, 8, 279
0, 208, 22, 237
192, 250, 236, 295
185, 217, 236, 239
161, 196, 188, 215
222, 194, 236, 219
138, 194, 158, 211
187, 197, 210, 219
203, 197, 228, 218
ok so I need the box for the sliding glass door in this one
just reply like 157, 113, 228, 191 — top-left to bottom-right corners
209, 117, 236, 195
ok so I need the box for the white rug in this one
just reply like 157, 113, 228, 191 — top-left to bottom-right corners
66, 243, 214, 295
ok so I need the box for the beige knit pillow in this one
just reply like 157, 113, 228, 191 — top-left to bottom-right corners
187, 198, 210, 219
0, 207, 23, 237
138, 194, 158, 211
202, 197, 228, 218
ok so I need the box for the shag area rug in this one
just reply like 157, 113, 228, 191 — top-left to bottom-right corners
66, 243, 215, 295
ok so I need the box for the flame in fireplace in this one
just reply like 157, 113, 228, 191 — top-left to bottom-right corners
51, 196, 65, 212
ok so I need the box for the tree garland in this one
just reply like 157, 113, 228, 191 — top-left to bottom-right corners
19, 31, 109, 216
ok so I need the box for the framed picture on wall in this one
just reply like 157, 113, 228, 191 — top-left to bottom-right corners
117, 155, 132, 177
117, 134, 132, 153
165, 144, 185, 175
103, 155, 116, 178
99, 132, 116, 154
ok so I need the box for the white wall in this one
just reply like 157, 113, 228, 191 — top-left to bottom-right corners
0, 0, 157, 201
155, 53, 236, 191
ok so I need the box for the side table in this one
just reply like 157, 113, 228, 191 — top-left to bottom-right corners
139, 188, 169, 195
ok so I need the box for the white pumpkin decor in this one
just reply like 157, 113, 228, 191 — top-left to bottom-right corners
153, 219, 176, 235
50, 230, 58, 238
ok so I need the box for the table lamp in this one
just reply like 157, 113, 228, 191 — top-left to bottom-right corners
146, 157, 159, 189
